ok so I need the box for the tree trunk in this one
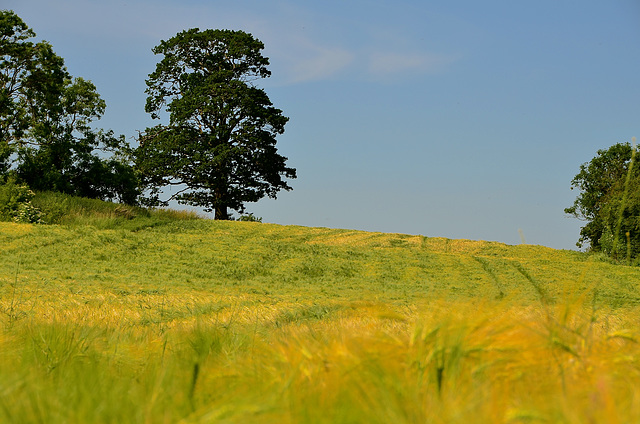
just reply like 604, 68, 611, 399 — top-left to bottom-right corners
213, 173, 229, 220
215, 204, 228, 220
214, 184, 229, 220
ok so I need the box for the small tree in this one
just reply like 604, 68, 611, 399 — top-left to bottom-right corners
135, 28, 296, 219
15, 76, 140, 204
0, 9, 44, 174
0, 10, 139, 204
565, 140, 640, 260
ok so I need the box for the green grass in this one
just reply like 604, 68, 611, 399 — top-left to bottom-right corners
3, 216, 638, 305
1, 194, 640, 422
30, 190, 200, 229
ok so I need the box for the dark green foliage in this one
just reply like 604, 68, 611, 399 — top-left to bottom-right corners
136, 28, 296, 219
237, 213, 262, 222
0, 10, 139, 204
566, 141, 640, 261
0, 10, 40, 150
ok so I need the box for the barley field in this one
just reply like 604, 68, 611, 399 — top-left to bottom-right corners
1, 201, 640, 423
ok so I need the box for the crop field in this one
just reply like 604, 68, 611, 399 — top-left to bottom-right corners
2, 208, 640, 423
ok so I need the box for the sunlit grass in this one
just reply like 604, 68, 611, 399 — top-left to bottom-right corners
30, 190, 201, 229
1, 214, 640, 423
1, 294, 639, 423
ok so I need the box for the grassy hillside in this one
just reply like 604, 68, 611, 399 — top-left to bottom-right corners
2, 215, 639, 305
1, 198, 640, 423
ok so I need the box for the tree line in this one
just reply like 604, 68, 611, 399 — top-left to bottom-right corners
0, 10, 295, 220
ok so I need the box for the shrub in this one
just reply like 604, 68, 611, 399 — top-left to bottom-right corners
0, 178, 43, 223
237, 213, 262, 223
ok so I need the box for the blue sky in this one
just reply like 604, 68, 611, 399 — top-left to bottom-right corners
5, 0, 640, 250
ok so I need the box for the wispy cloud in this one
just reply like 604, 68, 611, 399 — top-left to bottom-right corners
247, 9, 355, 85
367, 51, 458, 78
273, 42, 354, 84
290, 47, 354, 84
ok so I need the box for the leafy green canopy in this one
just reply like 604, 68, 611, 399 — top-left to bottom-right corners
0, 10, 139, 204
566, 141, 640, 261
136, 29, 296, 219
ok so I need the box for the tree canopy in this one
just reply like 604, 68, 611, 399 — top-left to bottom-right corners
0, 10, 139, 204
565, 140, 640, 261
135, 28, 296, 219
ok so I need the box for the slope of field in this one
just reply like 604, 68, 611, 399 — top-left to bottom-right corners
1, 217, 640, 423
2, 219, 639, 305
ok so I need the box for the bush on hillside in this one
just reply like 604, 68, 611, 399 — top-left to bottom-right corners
237, 213, 263, 223
0, 178, 43, 223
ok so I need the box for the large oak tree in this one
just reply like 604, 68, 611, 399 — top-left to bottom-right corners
136, 28, 296, 219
